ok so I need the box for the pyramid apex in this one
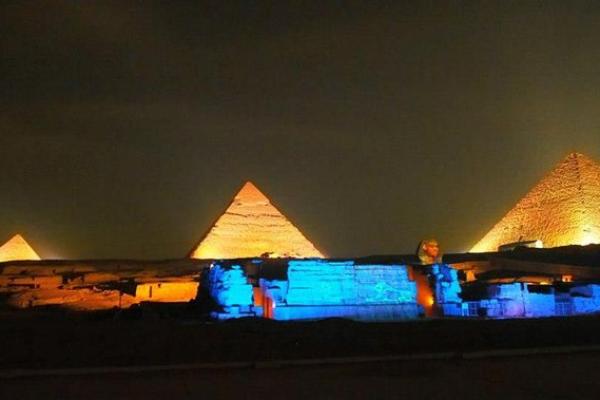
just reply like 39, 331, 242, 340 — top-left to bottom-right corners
190, 182, 324, 259
241, 180, 258, 190
559, 152, 598, 171
4, 234, 29, 247
471, 152, 600, 252
235, 181, 269, 203
0, 233, 41, 262
563, 151, 594, 161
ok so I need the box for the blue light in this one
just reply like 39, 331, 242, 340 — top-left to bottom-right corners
204, 259, 600, 321
205, 264, 253, 307
263, 260, 422, 321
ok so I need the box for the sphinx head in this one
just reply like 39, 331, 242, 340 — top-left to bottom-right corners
417, 239, 442, 265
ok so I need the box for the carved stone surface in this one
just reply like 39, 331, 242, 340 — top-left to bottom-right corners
417, 239, 443, 265
472, 153, 600, 252
285, 260, 417, 306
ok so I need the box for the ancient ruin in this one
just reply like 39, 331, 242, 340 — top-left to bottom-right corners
0, 234, 41, 263
190, 181, 324, 259
417, 239, 443, 265
2, 157, 600, 320
0, 258, 204, 310
472, 152, 600, 252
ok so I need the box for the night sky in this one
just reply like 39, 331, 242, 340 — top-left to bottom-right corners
1, 1, 600, 259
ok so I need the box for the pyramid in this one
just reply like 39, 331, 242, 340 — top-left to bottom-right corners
471, 152, 600, 252
190, 181, 324, 259
0, 234, 42, 262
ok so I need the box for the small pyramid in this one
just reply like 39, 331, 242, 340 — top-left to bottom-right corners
0, 234, 42, 262
471, 152, 600, 252
190, 181, 324, 259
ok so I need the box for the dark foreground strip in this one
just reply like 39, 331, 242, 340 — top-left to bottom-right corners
3, 345, 600, 379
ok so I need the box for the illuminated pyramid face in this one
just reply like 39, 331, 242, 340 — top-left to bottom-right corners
472, 152, 600, 252
0, 234, 41, 262
190, 182, 324, 259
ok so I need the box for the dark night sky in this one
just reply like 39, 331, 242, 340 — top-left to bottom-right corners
1, 1, 600, 259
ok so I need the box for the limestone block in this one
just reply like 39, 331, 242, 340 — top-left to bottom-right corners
472, 153, 600, 252
285, 260, 417, 306
0, 234, 40, 262
190, 182, 323, 259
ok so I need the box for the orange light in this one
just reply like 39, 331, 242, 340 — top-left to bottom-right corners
135, 282, 199, 302
471, 152, 600, 252
581, 228, 599, 246
190, 182, 324, 259
0, 234, 41, 262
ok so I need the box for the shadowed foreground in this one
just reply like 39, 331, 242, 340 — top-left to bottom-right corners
2, 351, 600, 399
4, 307, 600, 369
4, 308, 600, 399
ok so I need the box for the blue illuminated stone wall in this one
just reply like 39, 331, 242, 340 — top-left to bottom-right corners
267, 260, 421, 321
204, 258, 600, 321
420, 263, 464, 316
463, 282, 600, 318
271, 304, 422, 321
204, 264, 256, 319
571, 284, 600, 314
285, 260, 417, 306
463, 283, 554, 318
205, 259, 424, 321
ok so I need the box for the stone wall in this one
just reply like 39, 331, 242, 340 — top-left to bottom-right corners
285, 260, 417, 306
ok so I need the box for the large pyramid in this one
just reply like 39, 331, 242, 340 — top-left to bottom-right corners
0, 234, 41, 262
471, 152, 600, 252
190, 181, 324, 259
